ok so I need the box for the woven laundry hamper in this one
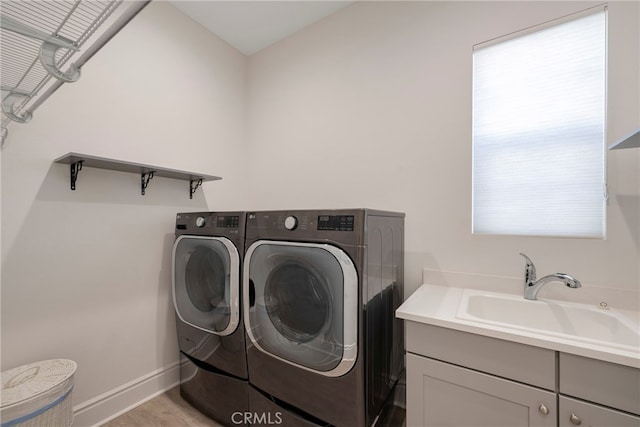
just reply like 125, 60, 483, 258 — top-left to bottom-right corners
1, 359, 77, 427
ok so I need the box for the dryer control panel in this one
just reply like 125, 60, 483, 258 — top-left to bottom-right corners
175, 212, 245, 243
217, 215, 241, 228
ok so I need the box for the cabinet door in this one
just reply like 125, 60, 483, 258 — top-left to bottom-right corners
559, 396, 640, 427
407, 353, 555, 427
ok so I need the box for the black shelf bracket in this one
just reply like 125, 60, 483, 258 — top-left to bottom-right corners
190, 178, 203, 199
70, 161, 83, 190
141, 171, 155, 195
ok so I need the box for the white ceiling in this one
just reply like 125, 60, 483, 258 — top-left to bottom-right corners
169, 1, 354, 56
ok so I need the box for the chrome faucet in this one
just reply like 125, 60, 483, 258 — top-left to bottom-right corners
519, 253, 582, 300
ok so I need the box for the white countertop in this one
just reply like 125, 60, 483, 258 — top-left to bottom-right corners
397, 283, 640, 369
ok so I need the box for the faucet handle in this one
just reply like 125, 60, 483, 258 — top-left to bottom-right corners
519, 253, 536, 285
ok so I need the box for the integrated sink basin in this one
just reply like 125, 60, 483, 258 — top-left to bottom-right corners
456, 290, 640, 350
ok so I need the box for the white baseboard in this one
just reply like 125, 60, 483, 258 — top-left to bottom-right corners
72, 361, 181, 427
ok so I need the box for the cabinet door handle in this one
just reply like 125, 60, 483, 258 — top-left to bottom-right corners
569, 414, 582, 425
538, 404, 549, 415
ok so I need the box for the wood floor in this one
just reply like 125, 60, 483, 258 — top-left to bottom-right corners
101, 386, 405, 427
101, 387, 223, 427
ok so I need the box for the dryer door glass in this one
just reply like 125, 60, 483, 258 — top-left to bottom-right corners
173, 236, 240, 336
245, 242, 358, 376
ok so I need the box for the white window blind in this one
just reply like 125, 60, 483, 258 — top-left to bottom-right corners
472, 7, 607, 238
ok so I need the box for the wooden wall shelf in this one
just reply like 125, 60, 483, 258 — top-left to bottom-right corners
609, 129, 639, 150
54, 152, 221, 199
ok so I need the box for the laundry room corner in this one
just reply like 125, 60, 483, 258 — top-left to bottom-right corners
1, 2, 248, 426
1, 0, 638, 426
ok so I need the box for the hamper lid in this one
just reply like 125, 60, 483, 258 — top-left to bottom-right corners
1, 359, 77, 409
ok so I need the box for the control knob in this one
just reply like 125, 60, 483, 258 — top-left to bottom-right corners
195, 216, 206, 228
284, 216, 298, 230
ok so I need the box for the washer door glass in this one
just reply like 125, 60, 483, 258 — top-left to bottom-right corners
265, 260, 332, 343
173, 236, 240, 336
245, 242, 358, 376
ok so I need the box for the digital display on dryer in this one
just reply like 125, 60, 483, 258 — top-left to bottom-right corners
317, 215, 355, 231
216, 215, 240, 228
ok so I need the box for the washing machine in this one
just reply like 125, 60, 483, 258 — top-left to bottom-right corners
243, 209, 405, 427
173, 211, 249, 426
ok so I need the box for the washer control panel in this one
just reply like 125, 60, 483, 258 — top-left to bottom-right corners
176, 213, 243, 235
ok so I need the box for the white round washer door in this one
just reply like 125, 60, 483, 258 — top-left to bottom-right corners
172, 235, 240, 336
244, 240, 358, 377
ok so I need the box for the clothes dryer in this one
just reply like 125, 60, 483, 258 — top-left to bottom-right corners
243, 209, 404, 427
173, 212, 248, 425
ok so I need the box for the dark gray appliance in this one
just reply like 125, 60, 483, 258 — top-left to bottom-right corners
243, 209, 404, 427
173, 212, 248, 426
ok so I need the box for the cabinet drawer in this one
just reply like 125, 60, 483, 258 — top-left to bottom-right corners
559, 353, 640, 415
407, 353, 556, 427
406, 322, 556, 390
559, 396, 640, 427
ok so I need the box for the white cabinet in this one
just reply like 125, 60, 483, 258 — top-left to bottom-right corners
559, 396, 640, 427
404, 322, 640, 427
559, 353, 640, 427
559, 353, 640, 416
407, 353, 555, 427
405, 322, 555, 390
405, 322, 556, 427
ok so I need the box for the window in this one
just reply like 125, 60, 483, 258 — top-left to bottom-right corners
472, 7, 607, 238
